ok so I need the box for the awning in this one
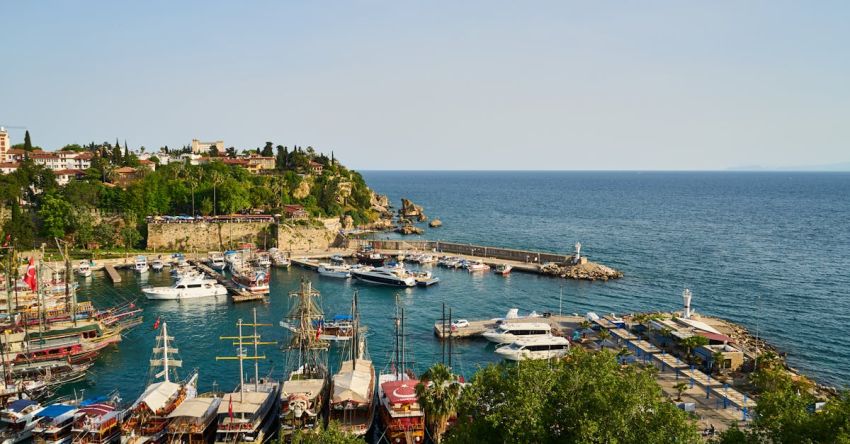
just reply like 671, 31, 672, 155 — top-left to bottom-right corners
697, 331, 733, 343
332, 359, 373, 404
139, 381, 181, 412
169, 397, 220, 418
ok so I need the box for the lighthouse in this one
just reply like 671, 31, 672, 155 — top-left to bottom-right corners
682, 288, 693, 319
573, 242, 582, 264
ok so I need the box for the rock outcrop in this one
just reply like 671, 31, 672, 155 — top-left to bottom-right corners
429, 219, 442, 228
540, 261, 623, 281
398, 198, 427, 222
292, 178, 312, 200
370, 192, 392, 217
396, 224, 424, 235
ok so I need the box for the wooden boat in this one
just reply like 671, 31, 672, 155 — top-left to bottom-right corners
166, 397, 220, 444
329, 292, 375, 437
0, 399, 43, 444
72, 396, 122, 444
121, 323, 198, 444
32, 403, 78, 444
280, 280, 329, 437
354, 250, 385, 267
376, 304, 424, 444
230, 267, 269, 295
213, 310, 280, 444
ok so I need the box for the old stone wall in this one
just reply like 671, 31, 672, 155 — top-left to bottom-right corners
276, 223, 342, 252
147, 221, 276, 251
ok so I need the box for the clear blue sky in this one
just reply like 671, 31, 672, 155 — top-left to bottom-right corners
2, 1, 849, 170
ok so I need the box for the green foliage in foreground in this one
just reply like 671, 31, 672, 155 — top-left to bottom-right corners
715, 353, 850, 443
287, 421, 364, 444
445, 349, 701, 444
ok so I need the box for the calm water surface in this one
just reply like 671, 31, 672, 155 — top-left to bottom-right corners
69, 171, 849, 401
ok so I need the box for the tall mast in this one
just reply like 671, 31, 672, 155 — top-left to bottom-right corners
401, 305, 406, 378
162, 322, 170, 383
394, 302, 400, 380
238, 319, 244, 401
448, 307, 453, 369
218, 316, 272, 402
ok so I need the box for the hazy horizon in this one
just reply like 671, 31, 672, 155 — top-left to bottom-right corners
2, 1, 849, 171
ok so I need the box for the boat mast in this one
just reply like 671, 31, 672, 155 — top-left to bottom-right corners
401, 304, 406, 378
162, 322, 170, 383
218, 317, 271, 403
246, 308, 273, 391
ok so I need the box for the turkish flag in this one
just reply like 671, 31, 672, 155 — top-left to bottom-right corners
23, 257, 37, 291
228, 396, 234, 421
153, 316, 161, 330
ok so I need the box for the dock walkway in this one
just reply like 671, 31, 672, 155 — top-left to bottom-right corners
104, 265, 121, 283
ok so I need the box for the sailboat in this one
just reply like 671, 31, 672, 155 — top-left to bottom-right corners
375, 302, 425, 444
121, 322, 198, 444
213, 309, 280, 444
279, 279, 329, 437
329, 291, 375, 437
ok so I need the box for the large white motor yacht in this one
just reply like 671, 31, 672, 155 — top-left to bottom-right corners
142, 274, 228, 300
351, 267, 415, 287
317, 263, 351, 279
482, 322, 553, 343
494, 336, 570, 361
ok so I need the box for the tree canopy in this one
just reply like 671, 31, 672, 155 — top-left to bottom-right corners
445, 349, 701, 444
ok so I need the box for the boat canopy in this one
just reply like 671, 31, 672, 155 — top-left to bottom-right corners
217, 391, 268, 415
37, 404, 77, 419
6, 399, 38, 412
139, 381, 181, 412
77, 403, 115, 417
332, 314, 353, 322
282, 379, 325, 399
381, 380, 420, 405
168, 397, 220, 419
80, 396, 109, 406
331, 359, 373, 404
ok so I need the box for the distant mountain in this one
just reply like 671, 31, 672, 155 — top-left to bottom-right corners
727, 161, 850, 172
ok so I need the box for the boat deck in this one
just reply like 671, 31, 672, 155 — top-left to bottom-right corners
433, 314, 585, 340
189, 260, 266, 303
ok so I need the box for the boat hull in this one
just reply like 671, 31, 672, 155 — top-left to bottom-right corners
351, 272, 414, 287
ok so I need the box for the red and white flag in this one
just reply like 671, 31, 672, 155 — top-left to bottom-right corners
23, 257, 37, 292
315, 320, 323, 340
228, 396, 234, 421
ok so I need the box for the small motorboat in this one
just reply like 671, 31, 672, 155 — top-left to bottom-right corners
493, 264, 512, 276
466, 261, 490, 272
77, 260, 92, 277
151, 258, 165, 272
318, 263, 352, 279
134, 256, 149, 274
143, 274, 228, 300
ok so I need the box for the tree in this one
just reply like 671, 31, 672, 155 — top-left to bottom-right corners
209, 145, 219, 157
447, 350, 700, 443
288, 421, 364, 444
2, 201, 35, 248
596, 328, 611, 348
416, 364, 463, 443
225, 147, 237, 158
261, 142, 274, 157
209, 171, 223, 216
679, 335, 709, 363
23, 130, 33, 151
711, 350, 726, 375
673, 382, 689, 401
38, 192, 76, 239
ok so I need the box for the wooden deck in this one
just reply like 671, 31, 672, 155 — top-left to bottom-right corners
433, 314, 585, 340
104, 265, 121, 283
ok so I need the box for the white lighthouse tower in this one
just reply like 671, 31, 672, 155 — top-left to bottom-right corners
573, 242, 582, 264
682, 288, 693, 319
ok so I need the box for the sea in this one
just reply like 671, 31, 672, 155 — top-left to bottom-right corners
70, 171, 850, 403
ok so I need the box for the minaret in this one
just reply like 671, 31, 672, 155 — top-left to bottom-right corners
682, 288, 693, 319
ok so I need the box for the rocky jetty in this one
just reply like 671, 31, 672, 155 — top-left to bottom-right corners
396, 224, 424, 235
540, 261, 623, 281
398, 198, 427, 222
429, 219, 442, 228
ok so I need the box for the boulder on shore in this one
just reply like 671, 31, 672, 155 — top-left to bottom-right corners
429, 219, 442, 228
396, 224, 424, 235
398, 198, 427, 222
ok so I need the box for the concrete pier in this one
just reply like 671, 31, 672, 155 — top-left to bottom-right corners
433, 314, 585, 340
104, 265, 121, 283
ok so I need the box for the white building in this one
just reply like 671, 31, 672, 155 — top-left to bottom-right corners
191, 139, 224, 154
0, 127, 10, 162
30, 151, 92, 171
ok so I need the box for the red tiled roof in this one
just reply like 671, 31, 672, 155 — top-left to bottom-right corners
53, 169, 84, 176
697, 331, 733, 343
114, 166, 137, 174
0, 162, 19, 168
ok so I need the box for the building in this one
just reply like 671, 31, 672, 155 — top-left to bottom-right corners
695, 344, 744, 372
191, 139, 224, 155
0, 127, 9, 162
113, 166, 141, 186
0, 162, 18, 174
245, 155, 275, 174
138, 158, 156, 171
308, 160, 323, 175
53, 169, 84, 186
28, 150, 92, 171
282, 204, 308, 220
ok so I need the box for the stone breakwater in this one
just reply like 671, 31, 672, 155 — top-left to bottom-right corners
540, 261, 624, 281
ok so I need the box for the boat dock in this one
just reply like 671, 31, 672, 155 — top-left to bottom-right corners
433, 314, 585, 340
189, 260, 266, 303
104, 265, 122, 283
291, 258, 320, 270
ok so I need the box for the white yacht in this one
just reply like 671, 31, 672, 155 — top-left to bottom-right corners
351, 267, 415, 287
0, 399, 43, 444
317, 263, 351, 279
482, 322, 553, 343
133, 256, 149, 274
494, 336, 570, 361
467, 260, 490, 272
77, 260, 92, 278
150, 259, 165, 272
142, 275, 228, 300
208, 251, 226, 271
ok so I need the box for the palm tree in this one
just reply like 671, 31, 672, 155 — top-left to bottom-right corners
210, 171, 223, 216
711, 350, 725, 375
679, 335, 709, 364
415, 363, 462, 444
597, 328, 611, 349
578, 320, 591, 330
616, 347, 633, 364
673, 382, 689, 401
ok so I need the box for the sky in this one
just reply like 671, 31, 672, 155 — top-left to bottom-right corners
2, 1, 849, 170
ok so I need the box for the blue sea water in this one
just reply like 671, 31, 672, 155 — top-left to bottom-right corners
72, 171, 849, 402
